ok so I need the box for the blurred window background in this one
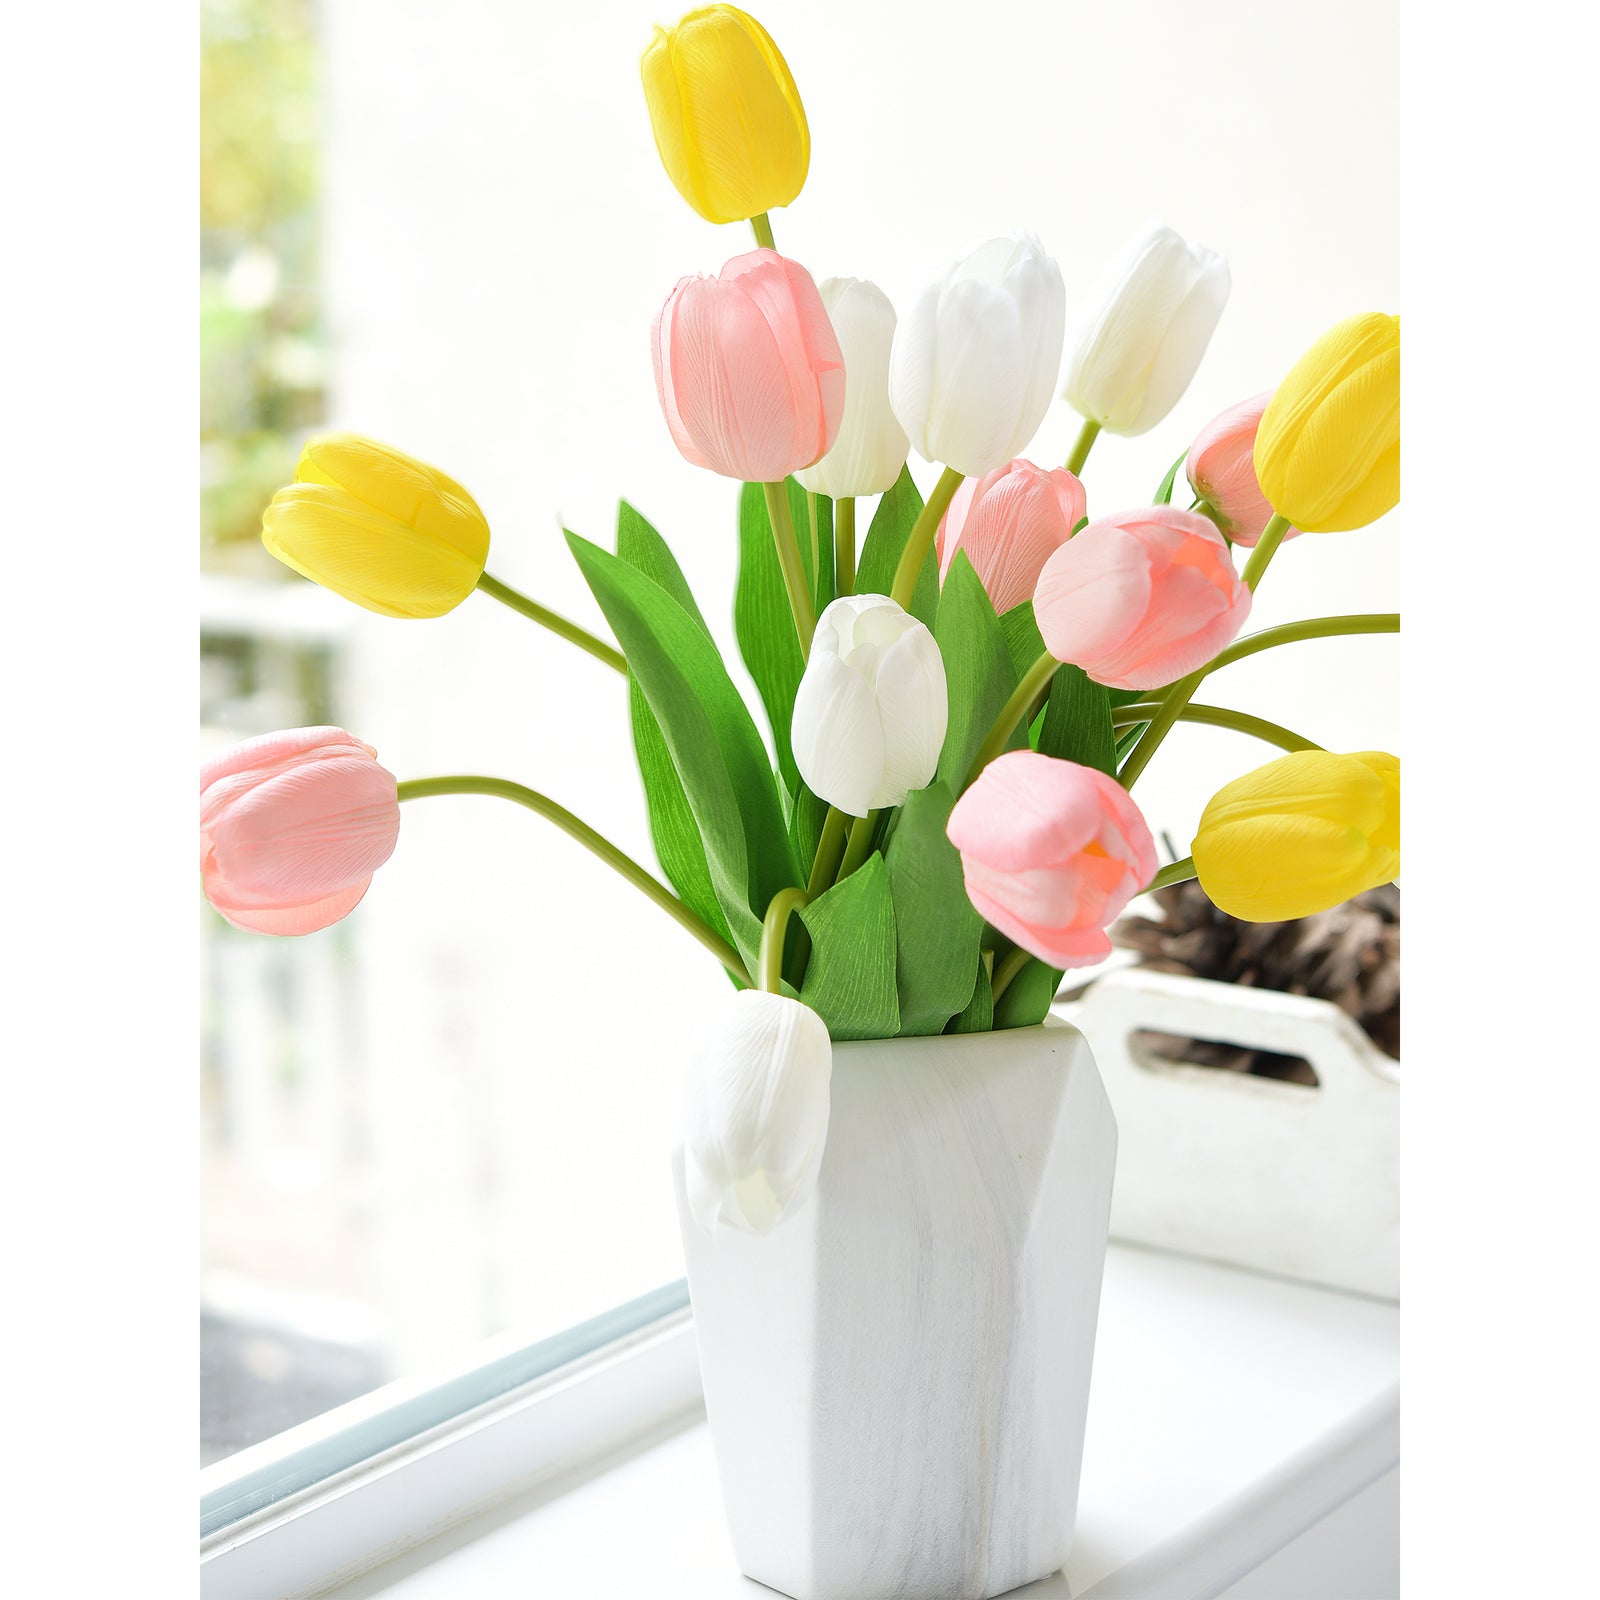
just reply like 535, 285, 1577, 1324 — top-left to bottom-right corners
200, 0, 1398, 1472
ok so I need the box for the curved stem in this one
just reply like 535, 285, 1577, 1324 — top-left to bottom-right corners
1204, 613, 1399, 676
1111, 701, 1323, 755
990, 946, 1032, 1005
764, 481, 816, 651
1147, 855, 1198, 893
476, 573, 626, 674
750, 212, 776, 250
835, 497, 856, 596
836, 810, 878, 884
967, 650, 1060, 788
1065, 418, 1101, 477
758, 886, 810, 994
1240, 513, 1290, 591
889, 466, 964, 610
807, 806, 849, 898
395, 776, 749, 985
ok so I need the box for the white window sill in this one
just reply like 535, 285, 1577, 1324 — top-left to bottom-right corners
303, 1245, 1398, 1600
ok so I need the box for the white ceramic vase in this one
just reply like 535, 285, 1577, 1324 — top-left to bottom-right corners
673, 1016, 1117, 1600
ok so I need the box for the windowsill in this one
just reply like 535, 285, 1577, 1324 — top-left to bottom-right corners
312, 1244, 1399, 1599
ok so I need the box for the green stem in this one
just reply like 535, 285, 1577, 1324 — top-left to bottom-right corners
1111, 701, 1323, 755
990, 946, 1032, 1004
758, 886, 810, 994
1204, 613, 1399, 676
889, 466, 964, 610
1148, 855, 1198, 893
395, 776, 749, 985
476, 574, 626, 674
966, 650, 1061, 788
1065, 418, 1101, 477
836, 810, 878, 883
750, 212, 776, 250
807, 490, 821, 589
1240, 513, 1290, 592
807, 806, 849, 897
835, 497, 856, 595
763, 481, 817, 652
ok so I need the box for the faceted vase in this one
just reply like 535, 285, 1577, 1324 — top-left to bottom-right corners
673, 1017, 1117, 1600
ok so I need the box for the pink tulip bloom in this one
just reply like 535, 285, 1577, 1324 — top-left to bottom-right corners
653, 249, 845, 482
1033, 506, 1251, 691
200, 727, 401, 936
935, 457, 1086, 614
946, 750, 1157, 970
1185, 391, 1301, 546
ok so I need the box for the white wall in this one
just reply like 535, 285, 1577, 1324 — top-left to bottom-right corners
317, 0, 1398, 1363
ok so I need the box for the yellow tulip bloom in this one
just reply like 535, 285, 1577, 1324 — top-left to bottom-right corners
262, 434, 490, 619
1254, 313, 1400, 532
1192, 750, 1399, 922
641, 5, 809, 226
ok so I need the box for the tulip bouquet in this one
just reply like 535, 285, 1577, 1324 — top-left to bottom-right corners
200, 5, 1399, 1240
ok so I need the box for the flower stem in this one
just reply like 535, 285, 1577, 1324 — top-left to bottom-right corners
758, 885, 810, 994
835, 497, 856, 595
807, 806, 849, 897
1065, 418, 1101, 477
889, 466, 964, 610
1111, 701, 1322, 755
990, 946, 1032, 1004
764, 481, 817, 652
1204, 613, 1399, 676
476, 573, 626, 674
750, 212, 776, 250
836, 810, 878, 883
395, 776, 749, 985
1148, 855, 1198, 893
966, 650, 1060, 789
1240, 513, 1290, 591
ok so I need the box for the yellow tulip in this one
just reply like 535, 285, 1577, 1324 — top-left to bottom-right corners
262, 434, 490, 619
641, 6, 809, 226
1192, 750, 1399, 922
1254, 313, 1400, 532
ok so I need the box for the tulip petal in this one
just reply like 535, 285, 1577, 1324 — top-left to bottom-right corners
791, 646, 885, 817
870, 624, 948, 808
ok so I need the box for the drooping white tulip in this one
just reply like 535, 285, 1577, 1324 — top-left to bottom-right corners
888, 233, 1066, 479
683, 989, 834, 1236
1063, 220, 1231, 436
791, 594, 948, 818
795, 278, 909, 499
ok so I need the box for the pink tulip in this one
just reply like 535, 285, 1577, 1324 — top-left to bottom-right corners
653, 249, 845, 482
200, 727, 401, 936
935, 457, 1086, 614
1185, 392, 1301, 546
946, 750, 1157, 969
1032, 506, 1251, 691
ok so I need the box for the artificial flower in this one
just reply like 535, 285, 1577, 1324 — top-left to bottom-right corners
936, 458, 1085, 614
1185, 392, 1300, 546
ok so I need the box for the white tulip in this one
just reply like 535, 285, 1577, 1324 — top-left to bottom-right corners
1063, 219, 1231, 436
888, 232, 1066, 479
791, 594, 948, 818
683, 989, 834, 1236
795, 278, 909, 499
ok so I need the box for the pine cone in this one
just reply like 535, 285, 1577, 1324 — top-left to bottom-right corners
1109, 881, 1399, 1080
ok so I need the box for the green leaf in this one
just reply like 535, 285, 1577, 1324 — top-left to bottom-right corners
615, 500, 709, 632
1037, 664, 1117, 776
998, 599, 1046, 682
883, 782, 985, 1035
796, 853, 900, 1040
854, 464, 937, 626
567, 532, 800, 972
935, 552, 1018, 789
1154, 447, 1189, 507
788, 783, 829, 879
945, 952, 994, 1034
791, 480, 835, 615
735, 482, 807, 790
994, 956, 1062, 1029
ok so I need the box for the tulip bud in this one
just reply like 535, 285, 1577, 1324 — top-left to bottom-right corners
200, 727, 401, 936
1254, 313, 1400, 532
262, 434, 490, 619
640, 5, 809, 226
683, 988, 833, 1235
888, 233, 1066, 478
654, 249, 844, 482
1033, 507, 1251, 691
946, 750, 1157, 970
791, 594, 948, 817
1185, 393, 1301, 547
1063, 220, 1231, 436
1192, 750, 1399, 923
936, 457, 1086, 615
794, 278, 909, 499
